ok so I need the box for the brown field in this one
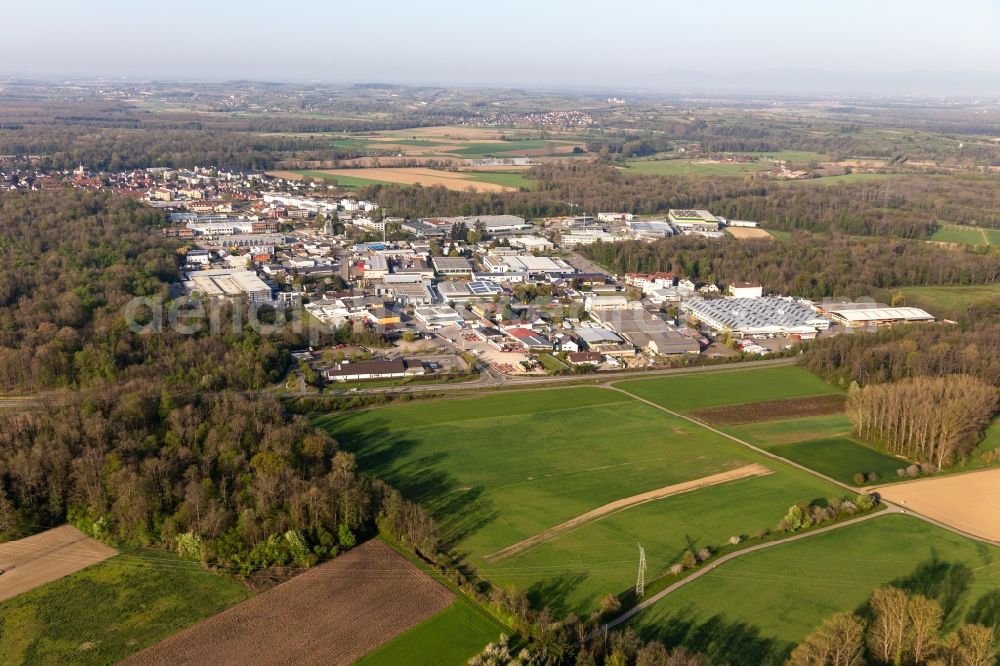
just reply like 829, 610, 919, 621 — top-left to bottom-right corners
486, 463, 772, 561
122, 540, 454, 666
265, 170, 308, 180
312, 167, 514, 192
875, 469, 1000, 542
0, 525, 117, 602
386, 125, 510, 140
694, 394, 847, 426
725, 226, 775, 240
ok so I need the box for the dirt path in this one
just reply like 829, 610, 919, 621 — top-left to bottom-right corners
0, 525, 117, 602
486, 464, 772, 562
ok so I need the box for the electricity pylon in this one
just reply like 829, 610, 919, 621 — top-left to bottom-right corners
635, 543, 647, 597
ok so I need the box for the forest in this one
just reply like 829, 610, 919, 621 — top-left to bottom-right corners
580, 235, 1000, 301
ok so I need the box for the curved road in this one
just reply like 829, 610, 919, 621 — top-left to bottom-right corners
589, 385, 1000, 637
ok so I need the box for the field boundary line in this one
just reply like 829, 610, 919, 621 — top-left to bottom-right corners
485, 464, 772, 562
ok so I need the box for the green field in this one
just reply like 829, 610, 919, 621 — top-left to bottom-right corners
623, 159, 774, 177
896, 283, 1000, 313
614, 366, 841, 413
751, 150, 828, 162
295, 170, 393, 188
629, 514, 1000, 665
930, 224, 990, 246
317, 383, 843, 615
727, 413, 852, 447
0, 550, 250, 665
768, 437, 904, 485
451, 140, 552, 157
463, 171, 535, 189
357, 599, 504, 666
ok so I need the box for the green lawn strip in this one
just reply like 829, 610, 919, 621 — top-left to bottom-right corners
627, 514, 1000, 665
0, 550, 250, 666
360, 538, 510, 666
726, 414, 853, 447
614, 366, 841, 413
462, 171, 535, 189
768, 437, 904, 486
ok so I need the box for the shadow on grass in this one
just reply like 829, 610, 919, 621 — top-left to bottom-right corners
526, 571, 588, 618
890, 557, 973, 628
318, 414, 499, 549
636, 606, 793, 666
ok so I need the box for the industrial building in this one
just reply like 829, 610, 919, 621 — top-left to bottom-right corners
414, 306, 465, 328
324, 359, 424, 382
683, 296, 831, 338
819, 303, 936, 327
183, 269, 272, 304
432, 256, 475, 277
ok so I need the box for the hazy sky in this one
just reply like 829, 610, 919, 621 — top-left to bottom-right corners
6, 0, 1000, 93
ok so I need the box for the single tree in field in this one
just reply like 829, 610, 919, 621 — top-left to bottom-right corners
787, 612, 865, 666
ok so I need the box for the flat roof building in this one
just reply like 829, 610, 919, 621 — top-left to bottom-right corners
432, 256, 475, 277
683, 296, 830, 338
820, 303, 935, 327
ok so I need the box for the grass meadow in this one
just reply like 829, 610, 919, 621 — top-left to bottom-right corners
629, 514, 1000, 665
357, 599, 504, 666
0, 550, 250, 665
317, 383, 844, 614
897, 283, 1000, 313
930, 224, 990, 246
613, 366, 841, 413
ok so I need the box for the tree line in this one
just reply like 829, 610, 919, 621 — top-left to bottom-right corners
581, 235, 1000, 301
846, 376, 998, 469
789, 586, 995, 666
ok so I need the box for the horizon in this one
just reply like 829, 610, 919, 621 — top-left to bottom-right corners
5, 0, 1000, 97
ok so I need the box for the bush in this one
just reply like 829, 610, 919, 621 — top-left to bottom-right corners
852, 472, 866, 485
669, 563, 685, 576
855, 493, 876, 512
728, 535, 742, 546
906, 464, 920, 477
866, 472, 880, 483
919, 462, 938, 474
681, 550, 697, 569
696, 547, 712, 562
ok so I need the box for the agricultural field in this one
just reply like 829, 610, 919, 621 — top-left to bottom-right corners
317, 383, 845, 615
0, 525, 117, 602
896, 283, 1000, 313
628, 514, 1000, 665
767, 437, 904, 486
0, 549, 250, 665
292, 167, 517, 192
357, 598, 505, 666
725, 226, 775, 240
875, 468, 1000, 541
693, 394, 846, 426
930, 224, 991, 246
623, 159, 775, 177
123, 540, 454, 666
613, 365, 841, 414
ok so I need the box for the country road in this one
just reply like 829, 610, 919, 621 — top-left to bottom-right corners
589, 385, 1000, 636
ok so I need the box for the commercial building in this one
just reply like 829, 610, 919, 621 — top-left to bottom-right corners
414, 306, 465, 328
728, 281, 764, 299
819, 303, 936, 327
507, 327, 553, 351
184, 269, 272, 304
627, 220, 675, 240
667, 209, 720, 232
482, 255, 575, 276
325, 359, 423, 382
683, 297, 830, 338
432, 256, 475, 277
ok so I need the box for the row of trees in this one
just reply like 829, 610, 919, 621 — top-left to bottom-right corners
846, 376, 998, 468
789, 586, 995, 666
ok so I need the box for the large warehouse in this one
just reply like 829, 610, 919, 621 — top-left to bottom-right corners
683, 296, 830, 338
819, 303, 936, 327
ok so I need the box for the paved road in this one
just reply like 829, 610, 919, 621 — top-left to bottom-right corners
591, 508, 896, 637
588, 385, 1000, 637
